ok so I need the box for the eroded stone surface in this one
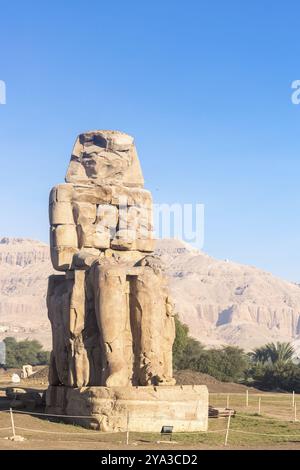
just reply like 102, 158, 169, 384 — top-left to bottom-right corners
48, 130, 175, 388
46, 385, 209, 432
65, 130, 144, 187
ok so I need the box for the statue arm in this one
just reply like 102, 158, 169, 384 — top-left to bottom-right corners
49, 183, 78, 271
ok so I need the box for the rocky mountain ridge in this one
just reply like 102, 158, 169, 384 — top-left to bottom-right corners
1, 237, 300, 352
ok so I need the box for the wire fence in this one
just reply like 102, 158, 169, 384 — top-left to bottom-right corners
1, 390, 300, 447
209, 390, 299, 421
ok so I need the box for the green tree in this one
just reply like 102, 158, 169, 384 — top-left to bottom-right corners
247, 342, 300, 392
36, 350, 51, 365
219, 346, 249, 382
3, 337, 51, 368
248, 361, 300, 392
176, 337, 205, 370
251, 342, 295, 364
194, 346, 248, 382
3, 337, 18, 368
173, 315, 190, 368
173, 317, 248, 382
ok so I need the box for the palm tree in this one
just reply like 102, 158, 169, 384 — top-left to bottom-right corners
251, 342, 295, 364
250, 346, 269, 364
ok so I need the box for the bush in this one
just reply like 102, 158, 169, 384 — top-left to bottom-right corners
173, 317, 248, 382
245, 341, 300, 392
247, 361, 300, 392
3, 337, 51, 368
192, 346, 249, 382
173, 315, 190, 368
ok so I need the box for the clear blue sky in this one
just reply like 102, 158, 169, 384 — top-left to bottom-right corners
0, 0, 300, 281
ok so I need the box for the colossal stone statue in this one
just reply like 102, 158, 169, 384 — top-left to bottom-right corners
46, 130, 208, 432
47, 130, 175, 388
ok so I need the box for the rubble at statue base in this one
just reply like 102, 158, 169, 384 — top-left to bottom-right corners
46, 130, 208, 432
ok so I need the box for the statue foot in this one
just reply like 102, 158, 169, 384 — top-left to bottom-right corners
158, 376, 176, 386
143, 373, 176, 386
105, 369, 129, 387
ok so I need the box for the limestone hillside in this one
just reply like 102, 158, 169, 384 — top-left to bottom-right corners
0, 238, 54, 348
1, 237, 300, 352
156, 239, 300, 351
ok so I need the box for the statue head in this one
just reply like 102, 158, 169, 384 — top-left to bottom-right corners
65, 130, 144, 188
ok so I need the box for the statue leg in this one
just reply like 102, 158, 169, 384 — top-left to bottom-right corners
131, 257, 176, 386
47, 275, 70, 386
93, 261, 130, 387
131, 268, 166, 385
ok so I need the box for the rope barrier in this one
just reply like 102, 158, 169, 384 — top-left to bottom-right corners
229, 429, 300, 438
5, 424, 300, 440
0, 409, 95, 419
1, 408, 298, 424
12, 425, 227, 436
15, 426, 225, 435
210, 392, 294, 397
205, 429, 227, 434
14, 426, 102, 435
3, 416, 300, 441
234, 414, 298, 422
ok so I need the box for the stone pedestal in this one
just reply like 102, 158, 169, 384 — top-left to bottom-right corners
46, 385, 208, 432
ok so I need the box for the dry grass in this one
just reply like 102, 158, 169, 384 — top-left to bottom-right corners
209, 392, 298, 421
1, 372, 300, 450
1, 391, 300, 450
2, 409, 300, 450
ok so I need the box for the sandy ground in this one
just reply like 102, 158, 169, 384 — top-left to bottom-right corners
1, 369, 300, 450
